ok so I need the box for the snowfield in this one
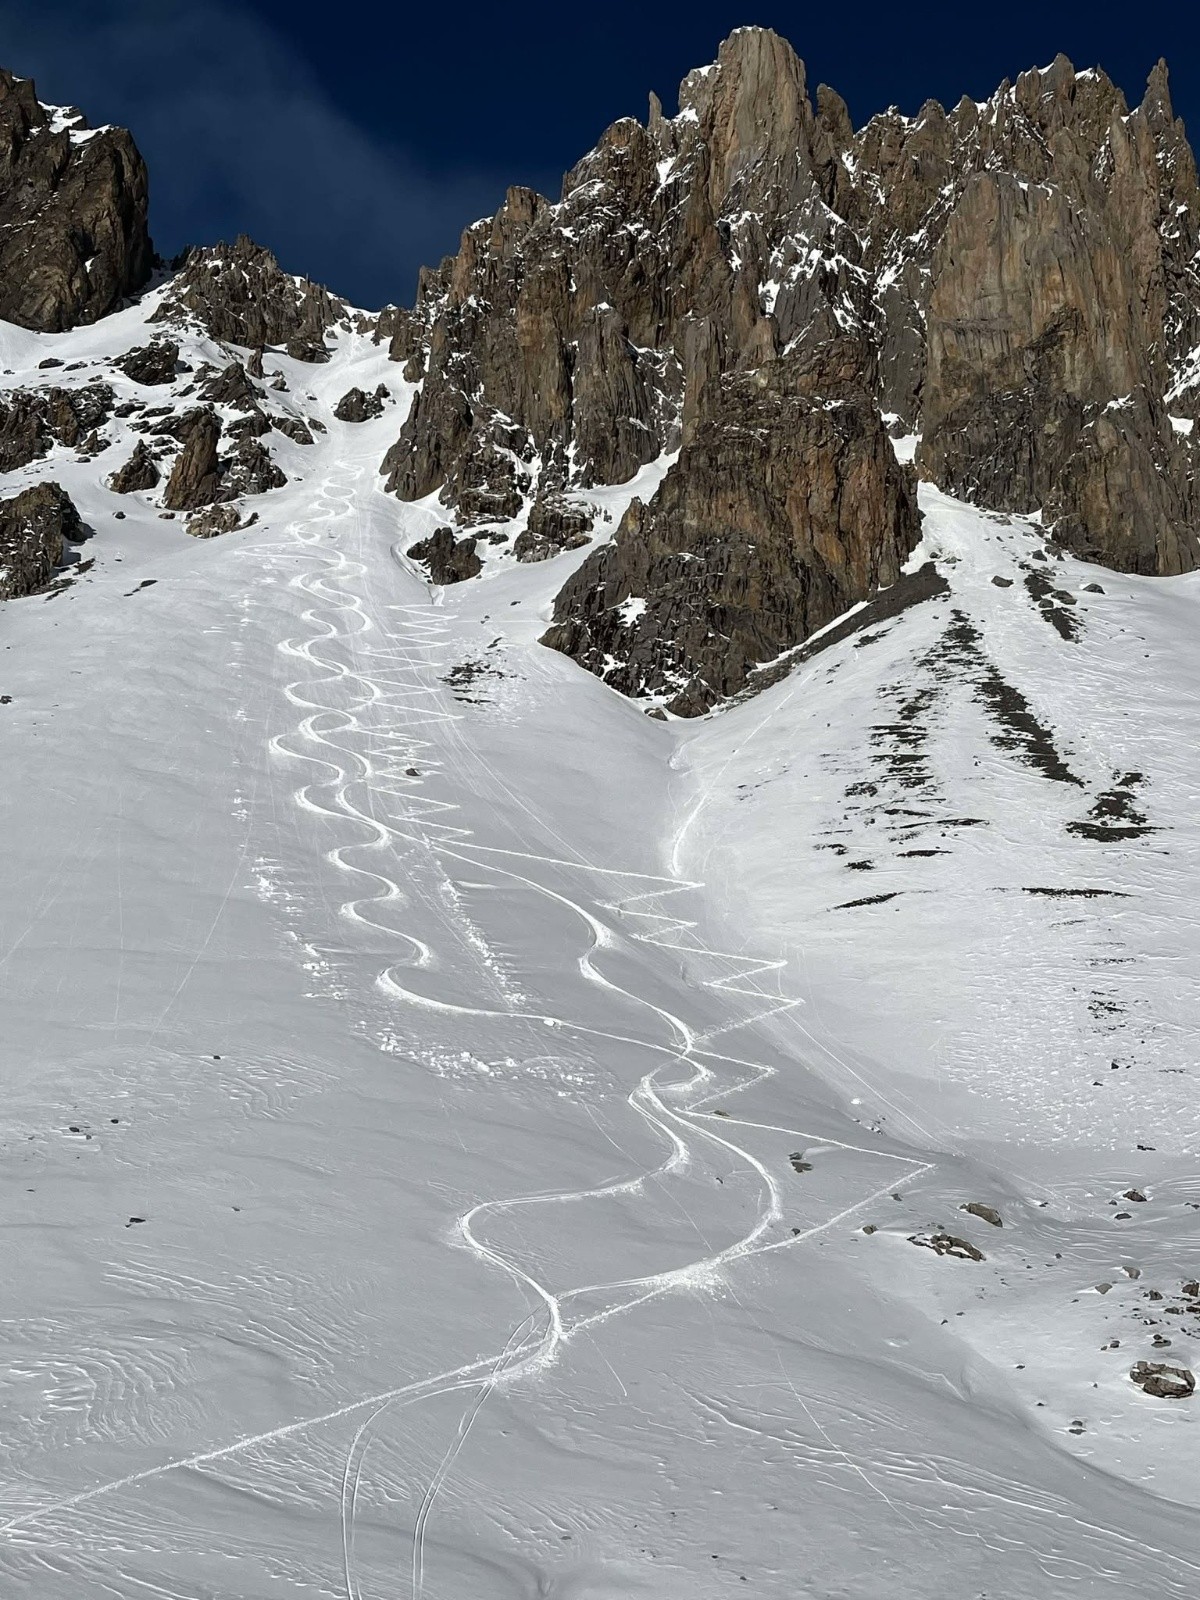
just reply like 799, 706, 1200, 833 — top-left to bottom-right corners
2, 303, 1199, 1598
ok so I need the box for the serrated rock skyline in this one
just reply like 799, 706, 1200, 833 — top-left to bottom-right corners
3, 28, 1199, 713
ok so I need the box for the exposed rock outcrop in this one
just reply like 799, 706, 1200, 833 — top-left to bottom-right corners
334, 384, 388, 422
513, 493, 594, 563
115, 340, 179, 386
198, 361, 260, 411
377, 28, 1200, 710
153, 235, 345, 360
919, 170, 1200, 574
186, 503, 248, 539
542, 339, 919, 713
0, 480, 84, 597
221, 437, 286, 498
271, 415, 314, 446
0, 383, 113, 471
162, 408, 222, 511
108, 438, 160, 493
406, 526, 482, 584
0, 69, 152, 332
159, 406, 285, 511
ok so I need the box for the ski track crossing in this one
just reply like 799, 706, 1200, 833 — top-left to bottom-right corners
0, 464, 930, 1594
273, 471, 935, 1599
7, 455, 1200, 1598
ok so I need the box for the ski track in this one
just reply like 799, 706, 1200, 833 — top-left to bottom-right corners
265, 473, 934, 1600
7, 463, 1198, 1599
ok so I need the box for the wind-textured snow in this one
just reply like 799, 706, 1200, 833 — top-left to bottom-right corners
2, 299, 1199, 1598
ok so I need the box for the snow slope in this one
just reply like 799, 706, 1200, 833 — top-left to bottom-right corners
2, 302, 1199, 1598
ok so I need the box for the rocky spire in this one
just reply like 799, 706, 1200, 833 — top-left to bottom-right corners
370, 30, 1200, 708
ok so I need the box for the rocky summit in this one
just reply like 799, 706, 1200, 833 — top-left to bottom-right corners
3, 33, 1199, 709
374, 29, 1200, 710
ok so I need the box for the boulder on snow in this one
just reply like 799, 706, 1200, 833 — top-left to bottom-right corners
1130, 1361, 1195, 1399
0, 480, 85, 598
334, 384, 388, 422
909, 1232, 985, 1262
271, 415, 314, 446
115, 340, 179, 386
108, 438, 160, 493
407, 526, 482, 584
187, 503, 246, 539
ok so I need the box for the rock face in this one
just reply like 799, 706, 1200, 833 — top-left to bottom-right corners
0, 383, 113, 471
407, 526, 482, 584
108, 438, 160, 493
153, 235, 345, 359
542, 339, 919, 712
0, 70, 152, 332
0, 480, 84, 598
920, 163, 1198, 574
334, 385, 388, 422
377, 29, 1200, 710
162, 409, 222, 511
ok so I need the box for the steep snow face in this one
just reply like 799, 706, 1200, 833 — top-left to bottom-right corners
2, 302, 1200, 1597
677, 487, 1200, 1498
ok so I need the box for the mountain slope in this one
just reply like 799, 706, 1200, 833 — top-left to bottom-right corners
1, 286, 1199, 1597
2, 32, 1200, 1600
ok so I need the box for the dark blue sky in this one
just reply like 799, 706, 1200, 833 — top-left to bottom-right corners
2, 1, 1196, 309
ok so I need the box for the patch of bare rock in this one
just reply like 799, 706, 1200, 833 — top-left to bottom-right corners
0, 68, 152, 332
334, 384, 389, 422
0, 480, 85, 598
1130, 1361, 1195, 1399
152, 235, 346, 361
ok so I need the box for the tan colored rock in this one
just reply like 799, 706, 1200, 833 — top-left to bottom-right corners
378, 29, 1200, 695
919, 172, 1199, 574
